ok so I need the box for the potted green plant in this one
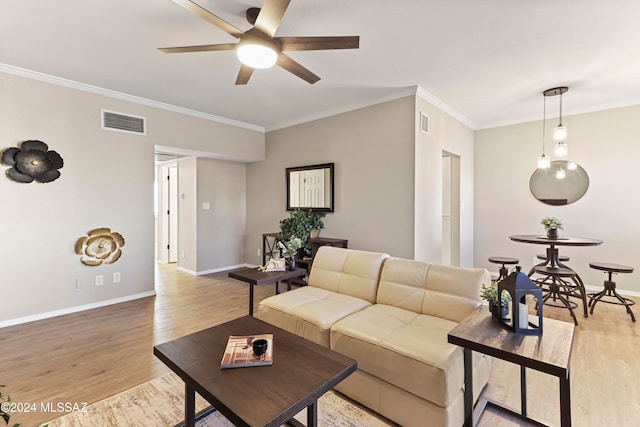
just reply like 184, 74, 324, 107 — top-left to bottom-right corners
541, 216, 563, 239
279, 209, 326, 256
480, 282, 511, 319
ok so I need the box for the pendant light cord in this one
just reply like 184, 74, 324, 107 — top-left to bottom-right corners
542, 96, 547, 156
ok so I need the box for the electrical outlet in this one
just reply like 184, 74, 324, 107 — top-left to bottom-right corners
257, 248, 261, 257
95, 275, 104, 286
113, 272, 121, 283
181, 250, 185, 258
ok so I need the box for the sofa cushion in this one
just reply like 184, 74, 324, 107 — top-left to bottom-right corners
377, 257, 490, 323
309, 246, 389, 304
256, 286, 372, 347
330, 304, 470, 407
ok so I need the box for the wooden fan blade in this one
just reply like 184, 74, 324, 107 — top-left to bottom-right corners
277, 53, 320, 84
171, 0, 243, 38
277, 36, 360, 51
253, 0, 291, 37
236, 64, 255, 85
159, 43, 237, 53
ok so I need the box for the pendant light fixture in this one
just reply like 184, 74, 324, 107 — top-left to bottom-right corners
537, 91, 551, 169
546, 86, 569, 157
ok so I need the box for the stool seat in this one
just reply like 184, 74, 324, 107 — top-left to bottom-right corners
488, 256, 519, 265
589, 262, 634, 274
533, 266, 576, 277
532, 265, 587, 325
537, 254, 570, 262
488, 256, 519, 281
588, 261, 635, 322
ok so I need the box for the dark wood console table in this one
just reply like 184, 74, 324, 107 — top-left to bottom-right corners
262, 233, 347, 268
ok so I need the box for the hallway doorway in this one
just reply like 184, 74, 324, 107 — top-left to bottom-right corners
442, 151, 460, 266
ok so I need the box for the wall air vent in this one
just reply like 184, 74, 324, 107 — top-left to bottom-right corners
101, 109, 146, 135
420, 112, 430, 134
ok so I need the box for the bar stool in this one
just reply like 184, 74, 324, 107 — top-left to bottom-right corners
588, 262, 636, 322
532, 265, 588, 325
488, 256, 519, 281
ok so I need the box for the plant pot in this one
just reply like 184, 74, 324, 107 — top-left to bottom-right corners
489, 302, 499, 318
547, 228, 558, 239
309, 229, 320, 239
489, 302, 509, 320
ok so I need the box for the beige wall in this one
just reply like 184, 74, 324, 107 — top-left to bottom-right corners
177, 157, 247, 274
195, 158, 246, 272
415, 96, 476, 266
245, 94, 477, 266
474, 104, 640, 293
0, 71, 263, 324
245, 96, 416, 263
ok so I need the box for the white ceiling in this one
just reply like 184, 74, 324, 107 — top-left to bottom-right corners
2, 0, 640, 132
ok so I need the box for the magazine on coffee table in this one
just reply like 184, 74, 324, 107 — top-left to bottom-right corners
220, 334, 273, 369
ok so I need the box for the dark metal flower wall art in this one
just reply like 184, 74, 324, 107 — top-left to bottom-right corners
75, 228, 125, 266
1, 140, 64, 183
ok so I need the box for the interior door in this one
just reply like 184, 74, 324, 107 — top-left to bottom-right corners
168, 166, 178, 263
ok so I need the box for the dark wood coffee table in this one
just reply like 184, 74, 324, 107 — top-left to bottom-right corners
448, 306, 575, 427
229, 267, 307, 316
154, 315, 357, 427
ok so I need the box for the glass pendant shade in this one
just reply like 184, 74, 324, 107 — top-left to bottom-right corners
553, 124, 567, 141
538, 154, 551, 169
554, 141, 568, 157
556, 168, 566, 179
237, 44, 278, 69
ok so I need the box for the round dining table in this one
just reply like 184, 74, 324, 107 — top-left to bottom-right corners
509, 234, 603, 270
509, 234, 603, 324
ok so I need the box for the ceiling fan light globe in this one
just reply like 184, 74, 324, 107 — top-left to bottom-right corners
237, 44, 277, 69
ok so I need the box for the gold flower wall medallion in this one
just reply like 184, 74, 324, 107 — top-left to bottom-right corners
76, 227, 125, 266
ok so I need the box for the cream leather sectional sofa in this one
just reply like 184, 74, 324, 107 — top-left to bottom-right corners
256, 246, 492, 427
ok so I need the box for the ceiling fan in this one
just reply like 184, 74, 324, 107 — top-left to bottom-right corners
159, 0, 360, 85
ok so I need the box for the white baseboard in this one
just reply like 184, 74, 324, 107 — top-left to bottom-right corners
0, 291, 156, 329
177, 263, 255, 276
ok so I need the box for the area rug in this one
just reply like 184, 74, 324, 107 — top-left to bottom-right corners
44, 373, 395, 426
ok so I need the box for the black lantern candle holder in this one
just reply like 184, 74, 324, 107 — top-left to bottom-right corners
497, 267, 543, 335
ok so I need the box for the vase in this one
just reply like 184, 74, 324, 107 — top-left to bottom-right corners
547, 228, 558, 239
287, 257, 296, 271
309, 229, 320, 239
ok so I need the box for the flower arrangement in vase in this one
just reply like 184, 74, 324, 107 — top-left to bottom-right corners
277, 237, 302, 270
541, 216, 563, 239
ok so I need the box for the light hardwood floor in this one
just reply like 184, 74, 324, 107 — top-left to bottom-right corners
1, 264, 638, 426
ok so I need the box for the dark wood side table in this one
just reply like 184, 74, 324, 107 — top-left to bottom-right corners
228, 267, 307, 316
448, 306, 575, 427
154, 316, 357, 427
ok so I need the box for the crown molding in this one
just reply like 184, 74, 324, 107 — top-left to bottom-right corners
415, 86, 476, 130
0, 63, 265, 133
